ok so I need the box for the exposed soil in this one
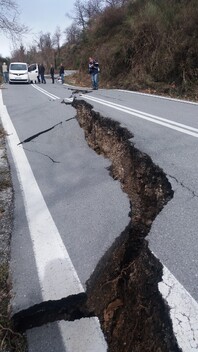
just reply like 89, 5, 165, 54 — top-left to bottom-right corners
0, 90, 183, 351
73, 99, 181, 352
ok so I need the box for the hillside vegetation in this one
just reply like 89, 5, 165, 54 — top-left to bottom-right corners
1, 0, 197, 100
63, 0, 198, 99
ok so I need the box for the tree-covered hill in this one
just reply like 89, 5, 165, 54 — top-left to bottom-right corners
63, 0, 198, 99
1, 0, 197, 99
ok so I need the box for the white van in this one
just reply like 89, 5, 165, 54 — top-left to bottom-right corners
28, 63, 39, 83
9, 62, 29, 83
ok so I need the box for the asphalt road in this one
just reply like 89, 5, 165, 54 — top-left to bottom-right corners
1, 81, 129, 301
1, 80, 198, 351
80, 89, 198, 301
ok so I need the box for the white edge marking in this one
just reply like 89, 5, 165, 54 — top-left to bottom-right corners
31, 84, 60, 100
27, 317, 108, 351
81, 93, 198, 349
64, 97, 74, 102
159, 264, 198, 351
82, 95, 198, 138
0, 90, 83, 301
1, 90, 108, 351
58, 317, 108, 351
84, 95, 198, 133
1, 90, 197, 350
118, 89, 198, 106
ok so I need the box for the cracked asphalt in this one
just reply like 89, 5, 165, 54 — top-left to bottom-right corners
0, 81, 198, 351
81, 90, 198, 301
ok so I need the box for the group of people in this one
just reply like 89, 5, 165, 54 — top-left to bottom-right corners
36, 63, 65, 84
1, 58, 100, 89
37, 57, 100, 89
49, 63, 64, 84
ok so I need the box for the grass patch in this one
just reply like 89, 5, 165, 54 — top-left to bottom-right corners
0, 127, 6, 139
0, 264, 27, 351
0, 170, 12, 189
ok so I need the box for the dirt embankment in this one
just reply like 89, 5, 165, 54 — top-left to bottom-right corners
73, 99, 181, 352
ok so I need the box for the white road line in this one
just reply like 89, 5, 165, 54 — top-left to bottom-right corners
82, 95, 198, 138
85, 96, 198, 133
159, 265, 198, 351
118, 89, 198, 106
1, 90, 198, 350
64, 97, 74, 102
58, 318, 108, 351
81, 93, 198, 350
31, 84, 60, 100
27, 317, 108, 351
0, 91, 82, 301
0, 90, 107, 350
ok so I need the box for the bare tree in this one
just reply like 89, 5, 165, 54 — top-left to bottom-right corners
64, 23, 81, 44
26, 45, 38, 64
11, 43, 26, 62
0, 0, 28, 38
52, 26, 61, 66
73, 0, 87, 29
84, 0, 104, 19
37, 32, 53, 51
36, 32, 54, 69
52, 26, 61, 52
105, 0, 128, 7
66, 0, 104, 30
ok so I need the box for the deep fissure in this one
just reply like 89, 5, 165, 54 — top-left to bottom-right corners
12, 293, 91, 332
10, 97, 182, 350
72, 99, 181, 352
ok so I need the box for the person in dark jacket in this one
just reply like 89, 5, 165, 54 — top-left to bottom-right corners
40, 64, 46, 84
88, 57, 100, 90
59, 63, 64, 84
50, 64, 55, 84
37, 64, 41, 83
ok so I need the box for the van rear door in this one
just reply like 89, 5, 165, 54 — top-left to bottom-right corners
28, 64, 38, 83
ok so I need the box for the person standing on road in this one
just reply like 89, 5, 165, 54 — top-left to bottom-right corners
40, 64, 46, 84
88, 57, 100, 90
37, 64, 41, 83
59, 63, 64, 84
50, 64, 55, 84
2, 62, 9, 83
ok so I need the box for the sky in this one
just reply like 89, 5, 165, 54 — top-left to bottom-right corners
0, 0, 76, 57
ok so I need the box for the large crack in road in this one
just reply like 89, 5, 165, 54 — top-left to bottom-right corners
0, 94, 184, 350
72, 99, 181, 351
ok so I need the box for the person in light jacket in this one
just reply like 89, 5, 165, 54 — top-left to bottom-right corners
2, 62, 8, 83
59, 63, 64, 84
